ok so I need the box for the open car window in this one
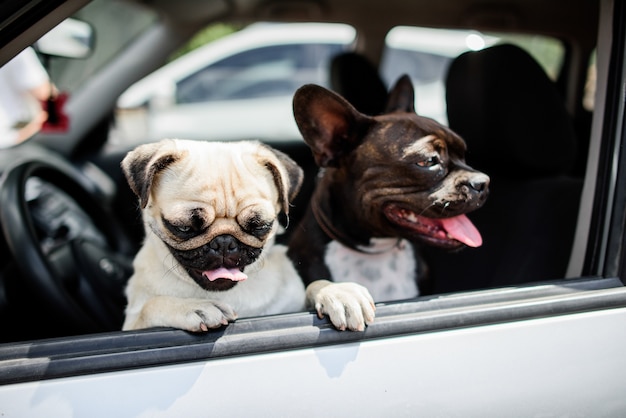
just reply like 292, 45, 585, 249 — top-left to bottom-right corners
46, 1, 157, 94
111, 23, 566, 144
381, 27, 565, 124
0, 0, 625, 415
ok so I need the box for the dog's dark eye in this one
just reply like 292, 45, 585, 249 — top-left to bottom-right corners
416, 156, 440, 168
162, 216, 205, 239
246, 218, 274, 238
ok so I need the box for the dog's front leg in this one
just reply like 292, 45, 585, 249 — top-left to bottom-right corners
124, 296, 238, 332
306, 280, 375, 331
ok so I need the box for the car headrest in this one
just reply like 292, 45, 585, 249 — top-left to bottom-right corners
445, 44, 577, 178
330, 52, 388, 116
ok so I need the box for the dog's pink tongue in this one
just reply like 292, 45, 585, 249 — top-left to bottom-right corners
202, 268, 248, 282
440, 214, 483, 247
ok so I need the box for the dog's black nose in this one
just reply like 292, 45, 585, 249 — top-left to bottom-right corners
468, 173, 490, 192
209, 235, 239, 255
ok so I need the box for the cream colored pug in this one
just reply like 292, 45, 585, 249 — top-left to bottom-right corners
121, 139, 306, 332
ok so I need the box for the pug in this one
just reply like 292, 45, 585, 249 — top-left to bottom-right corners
121, 139, 305, 332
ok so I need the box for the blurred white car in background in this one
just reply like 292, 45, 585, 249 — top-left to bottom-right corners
113, 22, 497, 144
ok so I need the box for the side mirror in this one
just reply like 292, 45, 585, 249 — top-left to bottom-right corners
35, 18, 94, 59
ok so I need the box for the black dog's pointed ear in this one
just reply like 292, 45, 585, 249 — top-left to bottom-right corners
293, 84, 374, 167
384, 74, 415, 114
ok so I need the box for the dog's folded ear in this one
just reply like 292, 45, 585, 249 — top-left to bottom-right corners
258, 144, 304, 221
121, 139, 185, 209
385, 74, 416, 114
293, 84, 374, 168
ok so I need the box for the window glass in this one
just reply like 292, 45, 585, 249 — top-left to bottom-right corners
112, 23, 355, 145
46, 1, 156, 93
584, 50, 597, 111
176, 43, 345, 103
495, 33, 564, 79
381, 26, 565, 125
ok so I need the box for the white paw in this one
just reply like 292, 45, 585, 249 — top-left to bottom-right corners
184, 300, 238, 332
125, 296, 238, 332
306, 280, 376, 331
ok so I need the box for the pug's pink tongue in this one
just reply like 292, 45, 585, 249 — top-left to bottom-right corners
439, 214, 483, 247
202, 268, 248, 282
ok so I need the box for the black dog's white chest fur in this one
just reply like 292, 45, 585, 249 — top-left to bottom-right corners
323, 238, 419, 301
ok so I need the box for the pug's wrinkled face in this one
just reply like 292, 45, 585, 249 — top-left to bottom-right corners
122, 139, 303, 292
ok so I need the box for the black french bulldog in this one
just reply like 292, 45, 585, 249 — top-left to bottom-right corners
288, 75, 490, 331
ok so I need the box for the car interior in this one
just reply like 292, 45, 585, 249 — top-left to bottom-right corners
421, 43, 584, 292
0, 0, 604, 346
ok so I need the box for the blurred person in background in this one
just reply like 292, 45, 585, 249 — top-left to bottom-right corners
0, 47, 57, 148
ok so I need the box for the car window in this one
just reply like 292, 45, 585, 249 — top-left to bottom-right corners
494, 33, 564, 80
46, 1, 156, 93
381, 26, 565, 124
111, 24, 564, 145
584, 50, 597, 111
176, 43, 345, 103
0, 1, 155, 148
110, 23, 356, 145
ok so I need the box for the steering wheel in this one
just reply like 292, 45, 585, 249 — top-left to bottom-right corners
0, 157, 135, 333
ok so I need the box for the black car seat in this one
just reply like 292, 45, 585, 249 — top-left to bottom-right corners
421, 44, 584, 293
329, 52, 389, 115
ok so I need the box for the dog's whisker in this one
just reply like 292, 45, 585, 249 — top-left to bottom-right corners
417, 202, 437, 217
161, 254, 184, 280
440, 201, 451, 216
164, 266, 179, 280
